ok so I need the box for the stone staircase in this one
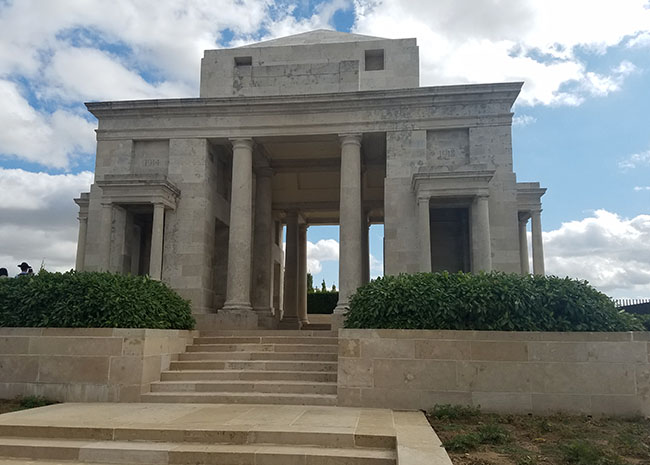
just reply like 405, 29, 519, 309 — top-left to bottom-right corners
141, 330, 339, 406
0, 403, 399, 465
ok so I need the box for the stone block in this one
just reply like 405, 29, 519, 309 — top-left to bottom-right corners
470, 341, 528, 361
0, 336, 29, 354
472, 392, 532, 413
537, 362, 637, 395
528, 342, 589, 362
456, 361, 535, 392
338, 338, 360, 358
360, 338, 415, 359
531, 393, 592, 415
109, 357, 144, 385
586, 342, 648, 363
29, 337, 122, 356
338, 358, 373, 388
0, 355, 39, 382
372, 359, 456, 390
38, 356, 110, 384
415, 339, 471, 360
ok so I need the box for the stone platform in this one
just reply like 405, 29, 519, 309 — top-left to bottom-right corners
0, 403, 451, 464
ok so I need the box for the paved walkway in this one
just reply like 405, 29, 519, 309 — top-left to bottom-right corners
0, 403, 452, 464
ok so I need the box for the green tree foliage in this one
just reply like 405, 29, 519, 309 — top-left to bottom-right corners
0, 270, 194, 329
345, 272, 643, 332
307, 273, 314, 293
307, 292, 339, 314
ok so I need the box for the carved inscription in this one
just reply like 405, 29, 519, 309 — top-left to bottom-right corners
143, 159, 161, 167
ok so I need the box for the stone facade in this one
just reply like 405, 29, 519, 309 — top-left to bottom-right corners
0, 328, 196, 402
338, 329, 650, 416
75, 29, 546, 329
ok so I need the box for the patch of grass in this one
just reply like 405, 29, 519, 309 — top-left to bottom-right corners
477, 423, 510, 445
17, 395, 57, 409
428, 404, 481, 421
559, 439, 623, 465
443, 432, 481, 452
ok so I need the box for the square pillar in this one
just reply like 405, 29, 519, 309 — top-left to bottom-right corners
518, 212, 530, 275
471, 195, 492, 272
298, 224, 309, 325
149, 202, 165, 280
418, 196, 432, 272
252, 167, 276, 327
280, 212, 300, 329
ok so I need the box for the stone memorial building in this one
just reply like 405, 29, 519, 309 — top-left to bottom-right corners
75, 30, 546, 330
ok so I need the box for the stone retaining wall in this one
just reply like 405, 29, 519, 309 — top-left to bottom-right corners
338, 329, 650, 416
0, 328, 196, 402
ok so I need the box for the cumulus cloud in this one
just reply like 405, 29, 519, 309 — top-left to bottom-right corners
634, 186, 650, 191
0, 80, 96, 169
619, 149, 650, 171
307, 239, 339, 274
0, 168, 94, 276
353, 0, 650, 105
513, 115, 537, 127
544, 210, 650, 298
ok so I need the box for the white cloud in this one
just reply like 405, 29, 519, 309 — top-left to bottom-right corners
619, 149, 650, 170
0, 80, 96, 169
0, 168, 94, 276
307, 239, 339, 274
353, 0, 650, 106
513, 115, 537, 127
634, 186, 650, 191
544, 209, 650, 298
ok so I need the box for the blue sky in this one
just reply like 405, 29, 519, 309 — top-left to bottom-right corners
1, 0, 650, 297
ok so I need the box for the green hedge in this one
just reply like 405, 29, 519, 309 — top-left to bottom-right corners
0, 270, 194, 329
345, 272, 643, 332
308, 292, 339, 314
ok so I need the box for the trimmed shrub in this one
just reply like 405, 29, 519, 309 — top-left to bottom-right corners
308, 292, 338, 314
345, 272, 643, 332
0, 270, 194, 329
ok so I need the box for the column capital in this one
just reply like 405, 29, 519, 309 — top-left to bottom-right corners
229, 138, 254, 150
417, 196, 430, 205
475, 194, 490, 201
339, 133, 362, 147
530, 207, 543, 215
518, 211, 531, 223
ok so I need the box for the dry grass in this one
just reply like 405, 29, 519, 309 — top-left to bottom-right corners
427, 405, 650, 465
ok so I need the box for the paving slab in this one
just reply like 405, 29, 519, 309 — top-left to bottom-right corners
0, 403, 451, 464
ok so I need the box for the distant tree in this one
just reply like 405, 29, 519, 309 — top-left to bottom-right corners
307, 273, 314, 293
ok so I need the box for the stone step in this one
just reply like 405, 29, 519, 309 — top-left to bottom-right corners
198, 330, 338, 337
186, 343, 339, 353
160, 369, 337, 382
0, 437, 395, 465
140, 391, 339, 406
301, 323, 332, 330
193, 336, 338, 345
178, 351, 338, 362
169, 360, 337, 372
150, 380, 338, 395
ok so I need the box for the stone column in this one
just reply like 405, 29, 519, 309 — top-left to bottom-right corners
531, 209, 545, 275
334, 134, 363, 314
471, 195, 492, 272
418, 196, 432, 272
223, 138, 255, 312
298, 224, 309, 325
281, 212, 300, 328
518, 212, 530, 275
149, 202, 165, 280
252, 167, 274, 323
75, 215, 88, 271
100, 203, 113, 271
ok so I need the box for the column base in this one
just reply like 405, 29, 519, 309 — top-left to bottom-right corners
278, 315, 301, 330
254, 307, 278, 329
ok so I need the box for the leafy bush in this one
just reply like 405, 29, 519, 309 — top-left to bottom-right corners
17, 395, 57, 409
428, 404, 481, 421
307, 292, 338, 314
443, 433, 481, 452
478, 423, 510, 445
0, 270, 194, 329
345, 272, 644, 332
